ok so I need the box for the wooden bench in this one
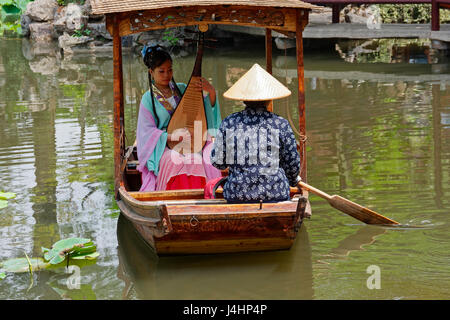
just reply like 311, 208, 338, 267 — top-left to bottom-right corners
304, 0, 450, 31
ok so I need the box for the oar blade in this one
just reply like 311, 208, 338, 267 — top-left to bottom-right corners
329, 195, 399, 225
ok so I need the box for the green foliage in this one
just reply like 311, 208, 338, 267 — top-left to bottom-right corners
72, 24, 91, 37
0, 238, 98, 280
42, 237, 97, 265
0, 192, 16, 200
57, 0, 85, 5
0, 0, 31, 14
379, 4, 450, 23
0, 0, 32, 36
162, 29, 180, 46
0, 257, 50, 273
0, 200, 8, 209
0, 191, 16, 209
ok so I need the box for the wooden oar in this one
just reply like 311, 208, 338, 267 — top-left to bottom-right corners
298, 180, 399, 225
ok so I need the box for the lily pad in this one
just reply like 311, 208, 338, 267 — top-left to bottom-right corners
0, 192, 16, 200
43, 238, 96, 265
71, 251, 99, 260
0, 200, 7, 209
1, 257, 50, 273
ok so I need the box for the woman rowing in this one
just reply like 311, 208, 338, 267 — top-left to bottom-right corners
210, 64, 300, 203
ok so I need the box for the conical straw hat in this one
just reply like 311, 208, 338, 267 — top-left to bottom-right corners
223, 63, 291, 101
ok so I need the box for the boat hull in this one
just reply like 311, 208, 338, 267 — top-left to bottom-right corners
118, 186, 308, 255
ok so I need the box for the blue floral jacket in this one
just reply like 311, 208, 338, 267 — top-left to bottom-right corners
211, 107, 300, 203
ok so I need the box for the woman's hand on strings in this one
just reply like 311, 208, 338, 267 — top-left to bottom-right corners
192, 77, 216, 106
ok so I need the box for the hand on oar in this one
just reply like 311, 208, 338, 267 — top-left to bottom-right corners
296, 177, 399, 225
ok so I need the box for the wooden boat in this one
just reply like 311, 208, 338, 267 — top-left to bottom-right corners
90, 0, 318, 255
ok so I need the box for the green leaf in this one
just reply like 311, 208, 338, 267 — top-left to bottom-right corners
44, 238, 93, 264
1, 257, 50, 273
48, 254, 66, 265
0, 1, 15, 6
71, 251, 99, 260
0, 272, 6, 280
41, 247, 50, 254
383, 97, 397, 103
14, 0, 30, 12
0, 200, 7, 209
0, 192, 16, 200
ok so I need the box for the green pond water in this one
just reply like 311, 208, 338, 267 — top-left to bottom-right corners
0, 37, 449, 300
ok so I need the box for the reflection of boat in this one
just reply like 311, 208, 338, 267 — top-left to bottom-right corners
91, 0, 317, 255
116, 214, 314, 299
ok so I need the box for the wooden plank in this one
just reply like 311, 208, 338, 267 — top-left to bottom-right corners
164, 214, 296, 237
129, 189, 207, 201
166, 201, 298, 216
266, 28, 273, 74
109, 6, 299, 36
266, 28, 274, 112
296, 9, 307, 182
113, 14, 124, 198
304, 0, 432, 3
155, 237, 294, 254
127, 187, 302, 201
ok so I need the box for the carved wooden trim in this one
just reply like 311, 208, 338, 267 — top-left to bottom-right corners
107, 6, 306, 36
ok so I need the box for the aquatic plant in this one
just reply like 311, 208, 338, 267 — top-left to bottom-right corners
0, 191, 16, 209
41, 237, 98, 265
0, 237, 99, 280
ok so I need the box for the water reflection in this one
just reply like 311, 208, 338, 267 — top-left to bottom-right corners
334, 39, 447, 64
117, 215, 315, 300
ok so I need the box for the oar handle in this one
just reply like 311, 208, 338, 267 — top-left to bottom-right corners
297, 180, 332, 201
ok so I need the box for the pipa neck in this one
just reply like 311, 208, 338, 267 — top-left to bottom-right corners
191, 33, 204, 77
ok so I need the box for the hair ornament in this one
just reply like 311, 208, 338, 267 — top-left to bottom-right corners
141, 44, 164, 59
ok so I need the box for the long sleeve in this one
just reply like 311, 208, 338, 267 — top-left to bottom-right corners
279, 119, 300, 187
136, 91, 168, 176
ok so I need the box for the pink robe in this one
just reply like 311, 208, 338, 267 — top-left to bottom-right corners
137, 83, 222, 191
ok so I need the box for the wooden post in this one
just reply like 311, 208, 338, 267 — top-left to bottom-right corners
265, 28, 273, 74
296, 9, 307, 182
431, 0, 440, 31
112, 14, 124, 198
332, 4, 341, 24
265, 28, 274, 112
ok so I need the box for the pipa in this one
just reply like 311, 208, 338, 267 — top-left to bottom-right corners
167, 33, 207, 155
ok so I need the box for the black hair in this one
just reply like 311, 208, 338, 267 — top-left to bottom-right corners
243, 100, 271, 110
143, 46, 172, 70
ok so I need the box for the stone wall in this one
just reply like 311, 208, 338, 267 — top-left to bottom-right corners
21, 0, 111, 54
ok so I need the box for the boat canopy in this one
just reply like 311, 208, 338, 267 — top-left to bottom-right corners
90, 0, 318, 15
103, 0, 315, 192
91, 0, 319, 36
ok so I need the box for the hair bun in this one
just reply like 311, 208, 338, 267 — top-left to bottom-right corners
141, 44, 171, 69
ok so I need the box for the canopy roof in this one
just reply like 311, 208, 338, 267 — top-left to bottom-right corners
91, 0, 318, 15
